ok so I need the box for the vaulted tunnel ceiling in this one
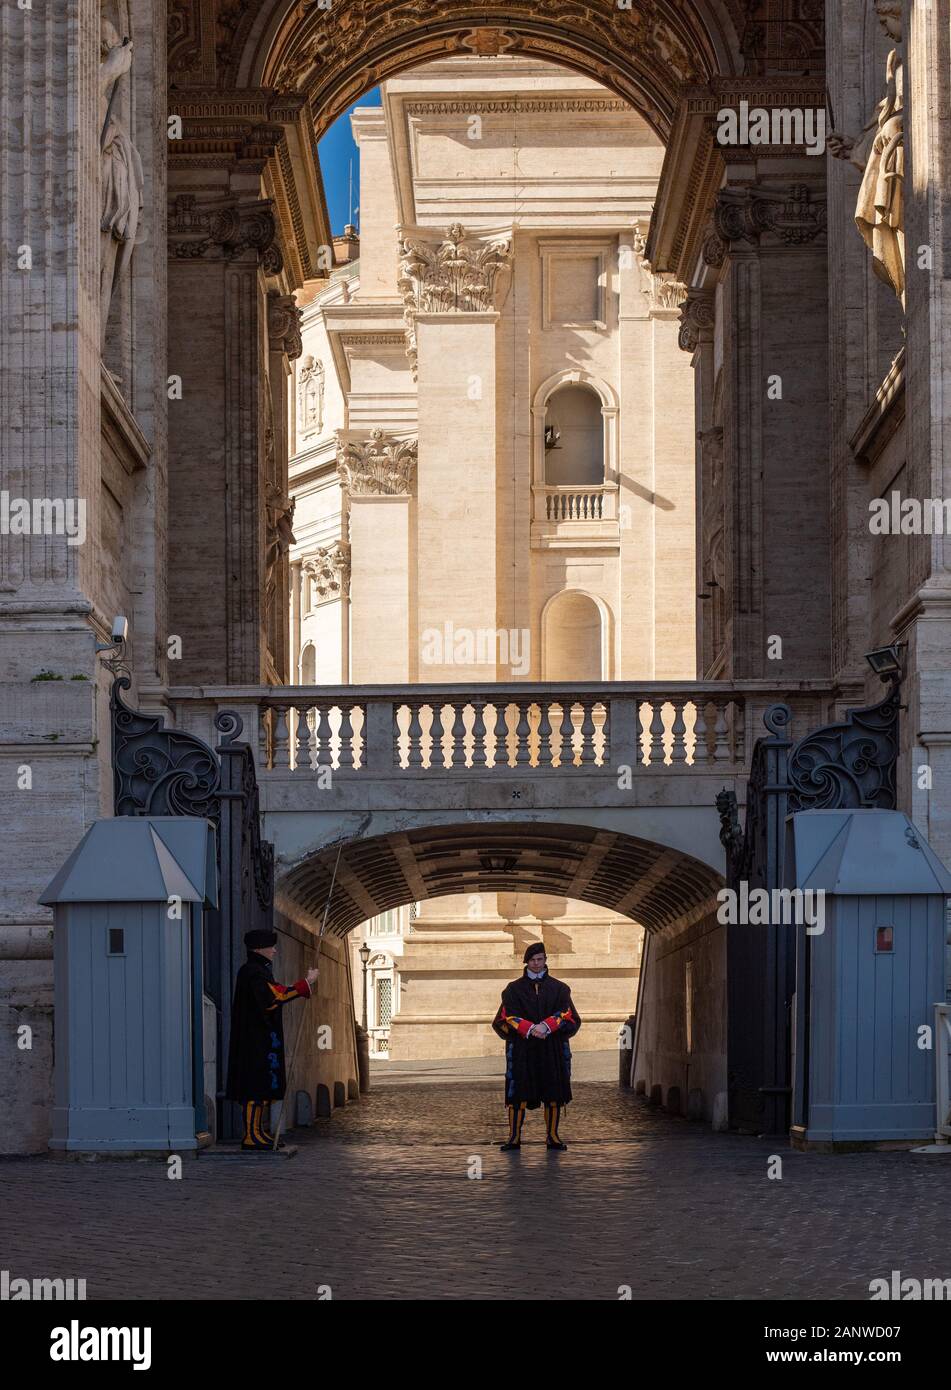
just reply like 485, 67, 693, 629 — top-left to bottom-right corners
275, 822, 724, 937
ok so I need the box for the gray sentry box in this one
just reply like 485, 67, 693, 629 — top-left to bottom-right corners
787, 809, 951, 1146
40, 817, 218, 1154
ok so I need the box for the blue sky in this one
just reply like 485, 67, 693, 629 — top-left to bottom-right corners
318, 87, 381, 235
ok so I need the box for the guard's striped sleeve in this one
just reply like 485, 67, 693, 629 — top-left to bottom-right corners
265, 978, 312, 1011
542, 1007, 575, 1034
499, 1007, 534, 1038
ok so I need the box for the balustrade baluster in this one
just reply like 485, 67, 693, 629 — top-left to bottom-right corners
713, 700, 730, 762
492, 702, 509, 768
549, 702, 565, 767
692, 701, 709, 766
514, 702, 532, 766
670, 700, 687, 764
471, 701, 488, 768
537, 703, 553, 769
295, 705, 312, 772
258, 705, 272, 771
450, 703, 466, 769
338, 705, 355, 769
272, 704, 291, 769
314, 705, 332, 768
579, 699, 597, 765
408, 703, 425, 769
648, 702, 665, 766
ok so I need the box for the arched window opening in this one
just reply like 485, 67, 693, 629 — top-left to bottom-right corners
544, 384, 604, 486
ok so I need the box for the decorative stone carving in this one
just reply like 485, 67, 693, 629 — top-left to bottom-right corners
398, 223, 512, 315
99, 14, 145, 344
337, 430, 418, 496
828, 0, 904, 306
714, 184, 826, 247
678, 290, 715, 353
397, 223, 512, 376
267, 292, 303, 360
265, 0, 708, 105
701, 228, 726, 269
459, 28, 517, 57
169, 193, 282, 273
303, 543, 351, 605
264, 482, 296, 588
298, 356, 325, 436
632, 224, 687, 315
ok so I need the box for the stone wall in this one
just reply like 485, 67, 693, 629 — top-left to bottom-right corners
631, 907, 727, 1126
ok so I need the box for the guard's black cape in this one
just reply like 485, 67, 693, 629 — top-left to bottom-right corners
491, 969, 581, 1107
226, 952, 311, 1103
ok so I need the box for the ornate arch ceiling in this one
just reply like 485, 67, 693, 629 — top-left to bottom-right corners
275, 822, 724, 938
171, 0, 750, 141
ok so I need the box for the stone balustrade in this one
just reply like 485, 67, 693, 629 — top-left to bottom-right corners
167, 682, 838, 781
535, 484, 617, 523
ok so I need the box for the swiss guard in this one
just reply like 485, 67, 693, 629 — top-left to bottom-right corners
491, 942, 581, 1151
226, 929, 318, 1150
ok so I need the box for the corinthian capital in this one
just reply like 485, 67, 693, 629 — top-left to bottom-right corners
303, 542, 351, 603
336, 429, 418, 496
397, 223, 512, 314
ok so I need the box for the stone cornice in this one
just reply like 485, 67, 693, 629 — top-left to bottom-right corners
646, 77, 828, 279
403, 99, 630, 116
167, 89, 332, 287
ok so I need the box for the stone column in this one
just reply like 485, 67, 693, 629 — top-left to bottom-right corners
337, 432, 416, 683
897, 0, 951, 857
399, 224, 512, 681
167, 189, 285, 685
698, 181, 831, 680
266, 292, 304, 683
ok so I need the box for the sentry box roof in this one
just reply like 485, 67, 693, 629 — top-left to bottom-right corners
40, 818, 218, 908
787, 809, 951, 896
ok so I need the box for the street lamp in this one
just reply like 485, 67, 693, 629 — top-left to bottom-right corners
359, 941, 371, 1032
864, 643, 905, 684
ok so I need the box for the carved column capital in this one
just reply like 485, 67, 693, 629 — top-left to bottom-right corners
267, 291, 303, 360
303, 542, 351, 603
713, 185, 826, 248
168, 193, 283, 273
397, 223, 512, 376
678, 289, 715, 354
336, 429, 418, 496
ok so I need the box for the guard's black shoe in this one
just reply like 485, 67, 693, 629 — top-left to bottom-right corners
546, 1139, 568, 1151
499, 1141, 521, 1151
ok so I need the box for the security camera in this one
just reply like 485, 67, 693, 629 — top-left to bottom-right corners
111, 615, 129, 644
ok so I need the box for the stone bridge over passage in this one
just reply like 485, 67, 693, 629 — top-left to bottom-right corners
170, 680, 840, 936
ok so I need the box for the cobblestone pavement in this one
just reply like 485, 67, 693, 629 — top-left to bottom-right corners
2, 1056, 950, 1301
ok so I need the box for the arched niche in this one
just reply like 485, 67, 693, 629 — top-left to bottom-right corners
300, 641, 316, 684
541, 590, 611, 680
